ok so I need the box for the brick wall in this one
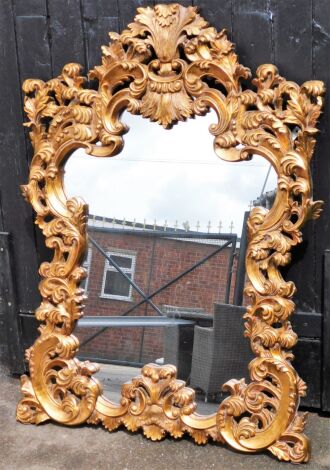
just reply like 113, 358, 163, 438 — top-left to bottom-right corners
76, 229, 238, 363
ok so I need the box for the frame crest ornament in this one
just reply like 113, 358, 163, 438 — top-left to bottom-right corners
16, 3, 325, 463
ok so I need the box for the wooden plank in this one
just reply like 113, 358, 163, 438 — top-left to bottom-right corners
272, 0, 316, 310
232, 0, 273, 73
282, 237, 317, 312
19, 314, 39, 355
292, 311, 322, 338
194, 0, 233, 35
322, 250, 330, 411
294, 338, 321, 408
82, 0, 119, 71
0, 314, 9, 374
14, 4, 54, 286
83, 0, 118, 19
84, 16, 119, 71
271, 0, 316, 312
48, 0, 86, 76
117, 0, 154, 33
0, 193, 4, 232
0, 1, 40, 314
0, 233, 25, 374
0, 219, 10, 373
14, 15, 52, 81
272, 0, 312, 83
313, 0, 330, 314
160, 0, 192, 6
14, 0, 47, 16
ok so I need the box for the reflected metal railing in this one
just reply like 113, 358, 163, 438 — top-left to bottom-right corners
77, 226, 239, 364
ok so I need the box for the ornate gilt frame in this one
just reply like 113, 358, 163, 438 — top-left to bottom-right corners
16, 4, 325, 463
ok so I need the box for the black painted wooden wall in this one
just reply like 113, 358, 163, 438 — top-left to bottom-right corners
0, 0, 329, 409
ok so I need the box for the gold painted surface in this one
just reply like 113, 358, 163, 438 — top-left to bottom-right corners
16, 3, 324, 463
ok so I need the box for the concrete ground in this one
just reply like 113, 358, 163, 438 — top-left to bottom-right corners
1, 369, 330, 470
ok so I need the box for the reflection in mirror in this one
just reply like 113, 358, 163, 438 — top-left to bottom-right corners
64, 110, 277, 413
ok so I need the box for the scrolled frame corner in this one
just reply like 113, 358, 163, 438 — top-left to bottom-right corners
16, 3, 325, 463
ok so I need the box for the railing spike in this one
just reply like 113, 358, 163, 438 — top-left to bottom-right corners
229, 221, 234, 233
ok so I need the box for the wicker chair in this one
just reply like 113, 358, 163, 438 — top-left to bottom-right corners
162, 305, 212, 381
190, 303, 254, 400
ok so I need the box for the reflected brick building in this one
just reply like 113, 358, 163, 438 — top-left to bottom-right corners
77, 216, 238, 364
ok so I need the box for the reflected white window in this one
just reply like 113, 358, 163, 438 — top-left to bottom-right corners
101, 250, 136, 301
81, 247, 92, 292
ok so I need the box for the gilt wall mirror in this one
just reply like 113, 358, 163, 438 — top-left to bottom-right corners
16, 3, 325, 464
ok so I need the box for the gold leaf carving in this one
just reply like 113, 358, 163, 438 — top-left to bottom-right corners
17, 3, 324, 464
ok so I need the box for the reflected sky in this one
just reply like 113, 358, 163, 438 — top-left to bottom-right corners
64, 110, 277, 235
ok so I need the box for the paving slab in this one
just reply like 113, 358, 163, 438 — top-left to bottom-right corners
1, 374, 330, 470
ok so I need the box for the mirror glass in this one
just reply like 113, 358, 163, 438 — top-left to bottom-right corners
64, 110, 277, 413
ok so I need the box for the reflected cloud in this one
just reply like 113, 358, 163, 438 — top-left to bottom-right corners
64, 110, 277, 234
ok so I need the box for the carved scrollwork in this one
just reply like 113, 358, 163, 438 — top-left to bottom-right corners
17, 3, 324, 463
88, 364, 219, 443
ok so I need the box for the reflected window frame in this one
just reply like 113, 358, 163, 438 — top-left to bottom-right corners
100, 248, 136, 302
81, 246, 92, 292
